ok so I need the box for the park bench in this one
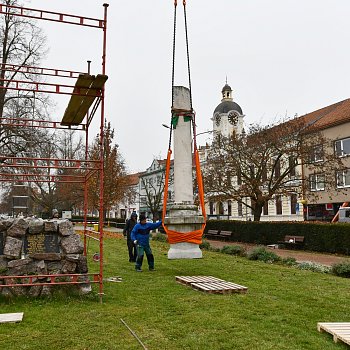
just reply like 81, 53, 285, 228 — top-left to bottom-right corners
278, 235, 305, 249
205, 230, 220, 239
219, 230, 232, 241
205, 230, 232, 241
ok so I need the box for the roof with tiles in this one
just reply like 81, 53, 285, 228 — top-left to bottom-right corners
298, 98, 350, 132
125, 173, 140, 186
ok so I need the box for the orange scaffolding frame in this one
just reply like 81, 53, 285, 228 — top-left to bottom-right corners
0, 3, 109, 302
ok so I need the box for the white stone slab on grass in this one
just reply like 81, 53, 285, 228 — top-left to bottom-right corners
0, 312, 24, 323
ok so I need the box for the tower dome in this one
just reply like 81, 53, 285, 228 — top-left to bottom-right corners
213, 100, 243, 115
213, 83, 243, 115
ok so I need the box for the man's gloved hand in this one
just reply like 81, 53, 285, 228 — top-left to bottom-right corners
133, 240, 137, 245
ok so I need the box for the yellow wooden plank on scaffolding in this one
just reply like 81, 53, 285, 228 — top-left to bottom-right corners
61, 74, 95, 126
61, 74, 108, 126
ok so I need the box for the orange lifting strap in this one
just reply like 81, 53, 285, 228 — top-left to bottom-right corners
162, 146, 207, 245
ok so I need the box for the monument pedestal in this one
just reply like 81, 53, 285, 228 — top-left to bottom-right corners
164, 203, 205, 259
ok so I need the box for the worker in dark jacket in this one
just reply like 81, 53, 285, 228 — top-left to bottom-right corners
123, 212, 138, 262
131, 213, 162, 272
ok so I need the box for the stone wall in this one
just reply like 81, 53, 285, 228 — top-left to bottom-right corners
0, 217, 91, 297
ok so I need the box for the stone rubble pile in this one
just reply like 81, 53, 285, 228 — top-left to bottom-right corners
0, 217, 91, 297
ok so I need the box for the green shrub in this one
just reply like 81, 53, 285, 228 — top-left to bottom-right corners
151, 233, 167, 242
331, 262, 350, 278
247, 246, 281, 263
297, 261, 330, 273
199, 240, 211, 250
220, 245, 246, 257
281, 257, 297, 266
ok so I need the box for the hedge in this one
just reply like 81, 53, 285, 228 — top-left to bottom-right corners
204, 220, 350, 255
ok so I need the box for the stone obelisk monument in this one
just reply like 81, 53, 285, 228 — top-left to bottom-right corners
165, 86, 205, 259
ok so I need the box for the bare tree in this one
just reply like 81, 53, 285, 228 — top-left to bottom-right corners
204, 118, 344, 221
141, 172, 165, 221
0, 0, 49, 159
88, 121, 130, 219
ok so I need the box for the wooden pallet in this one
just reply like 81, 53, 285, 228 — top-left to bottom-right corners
318, 322, 350, 346
175, 276, 247, 294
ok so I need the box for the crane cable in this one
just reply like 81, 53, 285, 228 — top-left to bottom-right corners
162, 0, 206, 245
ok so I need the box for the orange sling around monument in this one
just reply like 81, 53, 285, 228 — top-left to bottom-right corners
162, 147, 207, 245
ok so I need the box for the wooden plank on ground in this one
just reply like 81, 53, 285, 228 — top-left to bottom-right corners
176, 276, 247, 294
0, 312, 24, 323
175, 275, 223, 286
318, 322, 350, 346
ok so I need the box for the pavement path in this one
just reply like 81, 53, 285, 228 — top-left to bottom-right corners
207, 239, 350, 267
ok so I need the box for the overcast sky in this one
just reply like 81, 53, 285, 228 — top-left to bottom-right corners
29, 0, 350, 173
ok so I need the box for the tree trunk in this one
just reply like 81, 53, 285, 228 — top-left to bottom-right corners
253, 204, 263, 221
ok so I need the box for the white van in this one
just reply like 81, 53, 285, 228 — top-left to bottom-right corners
338, 207, 350, 223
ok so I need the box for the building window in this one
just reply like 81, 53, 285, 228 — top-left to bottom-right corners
335, 137, 350, 157
209, 201, 214, 215
226, 171, 231, 186
227, 200, 232, 216
217, 202, 224, 215
276, 195, 282, 215
310, 145, 323, 162
336, 169, 350, 188
309, 174, 325, 191
237, 169, 242, 185
289, 156, 296, 177
263, 201, 268, 215
290, 194, 297, 214
238, 202, 242, 216
274, 159, 281, 179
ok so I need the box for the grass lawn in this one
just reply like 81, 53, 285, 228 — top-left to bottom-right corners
0, 235, 349, 350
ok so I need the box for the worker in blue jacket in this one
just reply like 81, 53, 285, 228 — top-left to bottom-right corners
131, 213, 162, 272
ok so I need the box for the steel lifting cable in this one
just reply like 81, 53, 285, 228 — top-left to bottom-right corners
170, 0, 193, 149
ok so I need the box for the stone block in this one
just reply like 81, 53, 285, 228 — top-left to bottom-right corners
28, 285, 42, 297
47, 261, 62, 274
40, 285, 52, 297
44, 220, 58, 232
7, 218, 28, 238
27, 260, 47, 275
0, 256, 8, 271
29, 253, 61, 261
28, 219, 44, 234
0, 221, 7, 232
58, 220, 74, 236
3, 236, 22, 259
7, 258, 32, 268
76, 255, 88, 273
168, 242, 202, 259
61, 260, 77, 274
65, 254, 80, 262
61, 234, 84, 254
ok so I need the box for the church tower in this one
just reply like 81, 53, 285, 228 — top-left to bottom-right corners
212, 83, 244, 137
